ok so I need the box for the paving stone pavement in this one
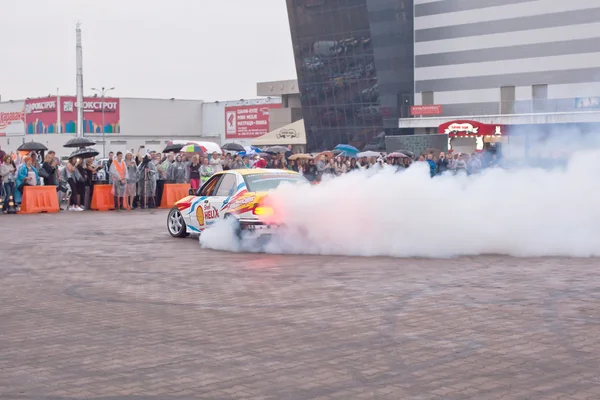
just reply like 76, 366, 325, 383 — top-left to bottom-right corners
1, 210, 600, 400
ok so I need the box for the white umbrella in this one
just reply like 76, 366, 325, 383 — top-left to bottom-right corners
357, 151, 381, 158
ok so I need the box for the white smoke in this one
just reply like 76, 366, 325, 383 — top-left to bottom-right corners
200, 147, 600, 258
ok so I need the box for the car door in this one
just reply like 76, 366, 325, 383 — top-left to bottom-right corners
187, 174, 223, 231
207, 173, 238, 225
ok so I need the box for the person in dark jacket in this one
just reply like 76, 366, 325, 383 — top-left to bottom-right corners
436, 151, 449, 175
41, 152, 58, 186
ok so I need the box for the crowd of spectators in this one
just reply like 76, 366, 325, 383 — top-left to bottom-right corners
0, 144, 501, 214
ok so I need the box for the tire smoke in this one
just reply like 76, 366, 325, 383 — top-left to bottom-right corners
200, 150, 600, 258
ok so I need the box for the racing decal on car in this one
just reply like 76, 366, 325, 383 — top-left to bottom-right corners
196, 206, 205, 226
186, 196, 208, 215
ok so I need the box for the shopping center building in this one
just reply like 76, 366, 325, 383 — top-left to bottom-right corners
285, 0, 600, 155
0, 86, 293, 157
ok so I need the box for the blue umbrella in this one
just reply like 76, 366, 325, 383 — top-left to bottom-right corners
334, 144, 359, 153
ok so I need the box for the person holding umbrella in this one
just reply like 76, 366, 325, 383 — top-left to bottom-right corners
110, 151, 127, 210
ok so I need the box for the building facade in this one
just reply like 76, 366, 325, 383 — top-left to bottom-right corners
412, 0, 600, 117
0, 94, 281, 157
398, 0, 600, 156
285, 0, 415, 152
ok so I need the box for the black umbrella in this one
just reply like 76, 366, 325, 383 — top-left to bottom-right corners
17, 141, 47, 151
264, 145, 289, 154
221, 143, 245, 152
64, 137, 97, 148
163, 143, 184, 153
68, 147, 99, 160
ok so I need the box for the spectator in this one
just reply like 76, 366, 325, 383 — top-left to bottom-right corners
0, 155, 16, 213
426, 153, 437, 177
200, 156, 214, 184
15, 156, 40, 208
210, 151, 223, 173
41, 153, 58, 186
62, 158, 84, 211
138, 153, 158, 209
106, 151, 114, 171
436, 152, 449, 175
125, 152, 138, 209
189, 155, 201, 191
167, 154, 188, 183
110, 151, 127, 210
231, 155, 244, 170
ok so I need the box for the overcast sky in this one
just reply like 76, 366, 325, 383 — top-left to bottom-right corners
0, 0, 297, 102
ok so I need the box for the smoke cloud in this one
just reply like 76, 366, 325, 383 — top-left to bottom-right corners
200, 145, 600, 258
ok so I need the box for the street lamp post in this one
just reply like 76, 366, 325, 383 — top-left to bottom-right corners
91, 86, 115, 158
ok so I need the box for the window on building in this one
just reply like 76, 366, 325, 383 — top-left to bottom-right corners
421, 91, 434, 105
532, 84, 548, 113
500, 86, 515, 114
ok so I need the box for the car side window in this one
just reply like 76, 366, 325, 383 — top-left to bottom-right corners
199, 175, 223, 197
215, 173, 237, 197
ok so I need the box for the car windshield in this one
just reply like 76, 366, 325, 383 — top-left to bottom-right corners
244, 174, 307, 192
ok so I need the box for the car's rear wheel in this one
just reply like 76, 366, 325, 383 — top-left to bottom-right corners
168, 208, 189, 238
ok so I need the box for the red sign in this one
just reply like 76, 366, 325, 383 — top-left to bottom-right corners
60, 97, 120, 134
24, 96, 120, 134
410, 105, 442, 116
25, 98, 59, 134
438, 120, 503, 136
225, 103, 281, 139
0, 104, 25, 136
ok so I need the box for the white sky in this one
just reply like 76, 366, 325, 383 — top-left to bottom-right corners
0, 0, 297, 102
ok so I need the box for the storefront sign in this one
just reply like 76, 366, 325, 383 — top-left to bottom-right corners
225, 104, 281, 139
24, 98, 59, 134
0, 103, 25, 136
410, 105, 442, 116
438, 120, 502, 136
24, 96, 120, 134
61, 96, 120, 134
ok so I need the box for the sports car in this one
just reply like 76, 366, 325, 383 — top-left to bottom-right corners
167, 169, 308, 238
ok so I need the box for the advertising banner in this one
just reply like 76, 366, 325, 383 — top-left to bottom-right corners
0, 101, 25, 136
25, 97, 59, 134
60, 97, 120, 134
438, 120, 503, 136
225, 103, 281, 139
410, 105, 442, 116
24, 96, 120, 134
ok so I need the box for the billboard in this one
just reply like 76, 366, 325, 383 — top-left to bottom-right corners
225, 103, 281, 139
410, 105, 442, 116
25, 97, 59, 134
24, 96, 120, 134
60, 97, 120, 134
0, 101, 26, 136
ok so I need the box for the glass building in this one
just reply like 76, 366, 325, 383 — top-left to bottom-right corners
286, 0, 414, 152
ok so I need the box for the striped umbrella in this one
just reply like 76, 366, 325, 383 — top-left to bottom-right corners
180, 144, 207, 154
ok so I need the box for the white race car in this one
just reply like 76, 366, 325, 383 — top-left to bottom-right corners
167, 169, 307, 238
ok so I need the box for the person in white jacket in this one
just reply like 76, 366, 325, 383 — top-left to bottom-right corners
209, 152, 223, 173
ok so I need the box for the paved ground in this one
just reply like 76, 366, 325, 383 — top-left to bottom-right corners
1, 210, 600, 400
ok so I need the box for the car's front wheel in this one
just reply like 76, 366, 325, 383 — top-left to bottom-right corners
167, 208, 189, 238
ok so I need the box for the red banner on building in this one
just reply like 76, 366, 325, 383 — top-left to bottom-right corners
225, 104, 281, 139
24, 96, 120, 134
438, 120, 503, 136
0, 103, 25, 136
410, 105, 442, 116
25, 97, 59, 134
60, 97, 120, 134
